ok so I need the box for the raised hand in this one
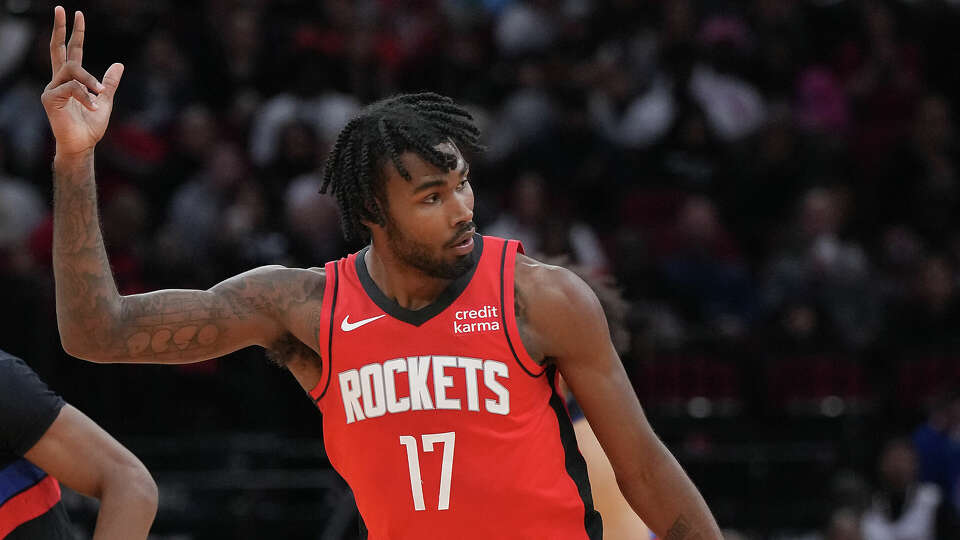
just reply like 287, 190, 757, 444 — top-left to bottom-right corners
41, 6, 124, 157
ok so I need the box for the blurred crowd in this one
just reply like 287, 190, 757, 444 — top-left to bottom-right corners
4, 0, 960, 536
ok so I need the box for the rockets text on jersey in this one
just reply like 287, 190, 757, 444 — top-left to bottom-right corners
337, 355, 510, 424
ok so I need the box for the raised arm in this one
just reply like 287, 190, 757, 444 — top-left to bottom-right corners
42, 7, 323, 364
516, 256, 722, 540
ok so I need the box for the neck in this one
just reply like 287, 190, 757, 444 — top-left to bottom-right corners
365, 242, 453, 310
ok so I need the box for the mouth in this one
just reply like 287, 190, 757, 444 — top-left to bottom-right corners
449, 228, 476, 249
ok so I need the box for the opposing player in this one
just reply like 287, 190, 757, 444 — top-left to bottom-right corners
43, 7, 720, 539
1, 348, 157, 539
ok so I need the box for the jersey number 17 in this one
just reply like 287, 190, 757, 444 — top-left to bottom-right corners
399, 432, 455, 511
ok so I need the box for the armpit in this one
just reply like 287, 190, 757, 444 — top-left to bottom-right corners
266, 332, 320, 368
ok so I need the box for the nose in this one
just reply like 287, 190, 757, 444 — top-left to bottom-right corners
450, 188, 473, 226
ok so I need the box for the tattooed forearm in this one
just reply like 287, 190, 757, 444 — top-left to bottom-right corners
111, 290, 243, 362
53, 153, 123, 355
665, 516, 703, 540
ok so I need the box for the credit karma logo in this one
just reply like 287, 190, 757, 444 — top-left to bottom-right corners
453, 305, 500, 334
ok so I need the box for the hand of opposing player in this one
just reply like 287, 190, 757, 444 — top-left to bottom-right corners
41, 6, 124, 158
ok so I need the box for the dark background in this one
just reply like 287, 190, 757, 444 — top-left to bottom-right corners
3, 0, 960, 538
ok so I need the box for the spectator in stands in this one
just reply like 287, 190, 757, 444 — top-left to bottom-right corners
825, 508, 863, 540
485, 170, 609, 275
724, 105, 818, 261
876, 225, 925, 307
862, 438, 958, 540
493, 0, 557, 58
885, 255, 960, 352
761, 187, 880, 349
914, 391, 960, 515
0, 145, 52, 362
161, 141, 251, 275
283, 174, 343, 266
150, 103, 219, 216
655, 195, 754, 341
838, 1, 921, 178
0, 146, 44, 258
120, 28, 192, 133
0, 9, 32, 83
0, 21, 51, 175
259, 120, 321, 219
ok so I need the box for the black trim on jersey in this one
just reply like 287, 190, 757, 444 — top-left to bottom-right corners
315, 263, 340, 403
546, 365, 603, 539
355, 234, 483, 327
358, 514, 368, 539
499, 240, 543, 378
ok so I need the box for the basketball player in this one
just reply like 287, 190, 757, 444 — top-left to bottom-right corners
1, 348, 157, 538
272, 260, 651, 540
42, 7, 721, 539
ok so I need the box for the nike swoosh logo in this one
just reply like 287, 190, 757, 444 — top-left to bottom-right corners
341, 314, 386, 332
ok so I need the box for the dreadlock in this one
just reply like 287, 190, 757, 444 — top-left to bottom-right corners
319, 92, 484, 242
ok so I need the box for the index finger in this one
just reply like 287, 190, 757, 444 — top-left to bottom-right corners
66, 10, 84, 65
49, 6, 67, 75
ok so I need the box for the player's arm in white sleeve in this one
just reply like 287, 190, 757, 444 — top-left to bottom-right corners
516, 256, 722, 540
25, 405, 157, 539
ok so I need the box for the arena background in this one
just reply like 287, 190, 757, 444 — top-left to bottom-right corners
2, 0, 960, 538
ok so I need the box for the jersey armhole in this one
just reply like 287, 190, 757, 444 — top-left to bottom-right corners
309, 260, 340, 404
500, 239, 546, 377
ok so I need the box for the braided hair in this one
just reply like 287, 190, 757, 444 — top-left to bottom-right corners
319, 92, 484, 242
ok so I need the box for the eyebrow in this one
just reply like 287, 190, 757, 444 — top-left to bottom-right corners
413, 164, 471, 193
412, 179, 447, 194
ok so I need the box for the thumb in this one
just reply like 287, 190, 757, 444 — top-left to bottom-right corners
98, 63, 124, 102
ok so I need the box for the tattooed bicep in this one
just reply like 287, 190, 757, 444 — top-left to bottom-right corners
209, 265, 325, 320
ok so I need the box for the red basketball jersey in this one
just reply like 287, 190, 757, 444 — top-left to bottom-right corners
309, 235, 602, 539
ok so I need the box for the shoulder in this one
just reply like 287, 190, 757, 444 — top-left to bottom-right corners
513, 254, 606, 357
514, 254, 603, 318
0, 351, 65, 454
0, 350, 44, 397
216, 265, 327, 299
234, 264, 326, 281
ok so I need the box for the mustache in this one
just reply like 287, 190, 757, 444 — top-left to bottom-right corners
447, 222, 477, 246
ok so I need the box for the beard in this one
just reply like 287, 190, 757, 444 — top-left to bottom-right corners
385, 218, 476, 280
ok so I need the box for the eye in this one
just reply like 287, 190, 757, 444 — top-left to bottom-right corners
423, 193, 440, 204
456, 178, 469, 191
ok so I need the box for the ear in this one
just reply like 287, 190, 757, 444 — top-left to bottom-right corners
360, 217, 381, 232
361, 195, 389, 231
